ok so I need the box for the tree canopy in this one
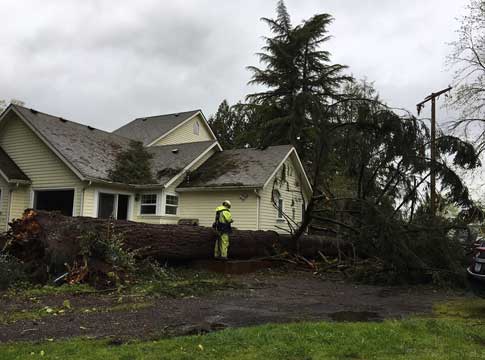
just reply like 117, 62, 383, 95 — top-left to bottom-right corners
108, 141, 155, 185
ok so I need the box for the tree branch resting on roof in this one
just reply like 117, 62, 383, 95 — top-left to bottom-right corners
108, 141, 155, 185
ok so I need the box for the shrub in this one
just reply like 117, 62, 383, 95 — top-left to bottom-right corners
0, 254, 28, 290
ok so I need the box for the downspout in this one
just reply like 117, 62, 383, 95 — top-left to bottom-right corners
254, 189, 261, 230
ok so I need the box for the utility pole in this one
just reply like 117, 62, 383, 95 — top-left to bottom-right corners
416, 86, 452, 217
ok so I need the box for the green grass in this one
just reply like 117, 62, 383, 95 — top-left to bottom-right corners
3, 283, 94, 299
1, 318, 485, 359
128, 267, 240, 298
0, 300, 154, 325
434, 297, 485, 319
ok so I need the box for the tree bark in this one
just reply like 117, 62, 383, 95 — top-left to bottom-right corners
4, 210, 351, 272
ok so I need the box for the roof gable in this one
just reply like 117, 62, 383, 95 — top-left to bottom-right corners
7, 105, 131, 182
0, 146, 30, 183
178, 145, 297, 190
112, 110, 201, 146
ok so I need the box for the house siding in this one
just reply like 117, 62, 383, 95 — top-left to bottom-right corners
81, 186, 96, 217
178, 190, 258, 230
0, 113, 84, 221
153, 114, 213, 146
259, 154, 307, 233
0, 177, 12, 230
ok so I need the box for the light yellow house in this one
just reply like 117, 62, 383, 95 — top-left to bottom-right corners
0, 104, 312, 233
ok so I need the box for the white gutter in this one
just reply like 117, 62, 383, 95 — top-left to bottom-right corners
254, 189, 261, 230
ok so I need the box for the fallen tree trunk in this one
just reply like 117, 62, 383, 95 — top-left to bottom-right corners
3, 210, 351, 284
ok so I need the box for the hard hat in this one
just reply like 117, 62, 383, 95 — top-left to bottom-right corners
223, 200, 232, 208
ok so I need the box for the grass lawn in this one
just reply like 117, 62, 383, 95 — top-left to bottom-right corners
1, 315, 485, 359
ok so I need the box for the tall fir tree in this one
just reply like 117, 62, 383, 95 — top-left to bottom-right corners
247, 0, 350, 155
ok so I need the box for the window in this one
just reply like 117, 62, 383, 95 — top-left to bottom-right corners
193, 121, 200, 135
165, 194, 179, 215
278, 198, 284, 219
140, 194, 157, 215
98, 193, 130, 219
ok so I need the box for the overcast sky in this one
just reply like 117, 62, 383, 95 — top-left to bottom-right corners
0, 0, 468, 131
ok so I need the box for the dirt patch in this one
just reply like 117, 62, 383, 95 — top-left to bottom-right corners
0, 271, 463, 343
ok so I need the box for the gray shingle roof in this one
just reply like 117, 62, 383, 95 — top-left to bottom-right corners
0, 146, 30, 182
112, 110, 200, 146
13, 105, 131, 182
11, 105, 216, 186
178, 145, 294, 189
148, 141, 218, 185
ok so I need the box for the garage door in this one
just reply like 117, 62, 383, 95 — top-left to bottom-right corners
34, 189, 75, 216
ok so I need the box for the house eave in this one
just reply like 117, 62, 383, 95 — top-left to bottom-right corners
176, 185, 262, 192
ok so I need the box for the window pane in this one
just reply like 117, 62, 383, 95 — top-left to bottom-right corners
165, 205, 177, 215
166, 195, 178, 205
141, 204, 156, 215
141, 194, 157, 204
278, 199, 283, 218
98, 193, 115, 219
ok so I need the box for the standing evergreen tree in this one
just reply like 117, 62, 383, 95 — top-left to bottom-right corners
247, 0, 350, 155
208, 100, 259, 149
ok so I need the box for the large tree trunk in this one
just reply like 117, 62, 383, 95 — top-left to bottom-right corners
3, 210, 350, 284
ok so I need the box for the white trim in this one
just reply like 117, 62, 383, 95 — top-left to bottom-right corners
5, 189, 12, 231
80, 187, 85, 216
31, 187, 76, 216
177, 185, 259, 192
146, 110, 219, 147
4, 106, 86, 181
163, 192, 179, 216
255, 189, 260, 230
94, 188, 134, 220
262, 147, 312, 199
139, 193, 158, 216
163, 141, 221, 189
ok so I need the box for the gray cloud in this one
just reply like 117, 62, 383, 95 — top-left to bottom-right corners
0, 0, 468, 131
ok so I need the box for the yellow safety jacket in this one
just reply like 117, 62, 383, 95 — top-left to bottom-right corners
213, 205, 233, 233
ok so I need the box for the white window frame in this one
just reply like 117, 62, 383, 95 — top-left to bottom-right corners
140, 193, 158, 215
193, 121, 200, 135
93, 189, 133, 220
164, 193, 179, 216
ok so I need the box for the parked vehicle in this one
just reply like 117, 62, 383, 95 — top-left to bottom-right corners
467, 236, 485, 280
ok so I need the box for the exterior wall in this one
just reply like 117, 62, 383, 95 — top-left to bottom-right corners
258, 154, 307, 233
0, 113, 84, 221
178, 190, 258, 230
81, 186, 96, 217
133, 147, 218, 224
153, 114, 213, 146
0, 177, 12, 230
80, 185, 135, 220
9, 187, 30, 224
